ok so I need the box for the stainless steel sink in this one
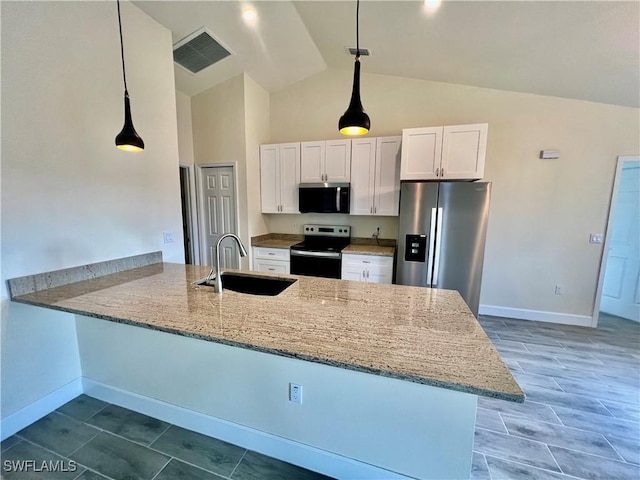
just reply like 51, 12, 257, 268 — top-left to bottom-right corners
195, 272, 296, 296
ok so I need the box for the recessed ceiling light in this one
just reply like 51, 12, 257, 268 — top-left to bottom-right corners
242, 7, 257, 23
424, 0, 441, 11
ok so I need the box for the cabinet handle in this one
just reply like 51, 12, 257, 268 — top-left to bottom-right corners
268, 268, 276, 271
370, 207, 373, 214
363, 260, 370, 264
366, 270, 370, 279
268, 252, 275, 255
374, 206, 377, 214
435, 167, 440, 177
441, 168, 444, 177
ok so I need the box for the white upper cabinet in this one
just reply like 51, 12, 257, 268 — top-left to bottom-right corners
441, 124, 488, 179
350, 138, 376, 215
260, 143, 300, 214
374, 136, 402, 216
301, 139, 351, 183
350, 136, 401, 216
400, 123, 487, 181
400, 127, 442, 181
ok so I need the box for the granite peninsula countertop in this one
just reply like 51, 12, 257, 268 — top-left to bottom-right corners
10, 262, 523, 402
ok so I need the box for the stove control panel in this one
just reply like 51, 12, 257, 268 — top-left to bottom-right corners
303, 224, 350, 238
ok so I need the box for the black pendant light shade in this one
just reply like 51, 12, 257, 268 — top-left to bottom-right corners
339, 58, 370, 136
116, 93, 144, 151
339, 0, 370, 136
115, 0, 144, 152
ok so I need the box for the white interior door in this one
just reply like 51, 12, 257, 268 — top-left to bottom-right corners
200, 166, 238, 269
601, 157, 640, 322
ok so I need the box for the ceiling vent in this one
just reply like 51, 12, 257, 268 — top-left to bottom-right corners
173, 28, 231, 74
346, 47, 371, 56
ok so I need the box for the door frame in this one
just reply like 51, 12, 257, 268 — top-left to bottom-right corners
592, 155, 640, 326
195, 163, 240, 266
179, 164, 199, 265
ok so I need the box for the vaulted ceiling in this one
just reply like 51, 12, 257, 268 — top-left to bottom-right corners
134, 1, 640, 107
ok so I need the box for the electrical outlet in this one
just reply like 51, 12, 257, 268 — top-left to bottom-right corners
372, 226, 381, 238
554, 285, 563, 295
289, 383, 302, 404
589, 234, 603, 244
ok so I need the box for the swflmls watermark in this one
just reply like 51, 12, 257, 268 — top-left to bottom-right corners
3, 459, 78, 473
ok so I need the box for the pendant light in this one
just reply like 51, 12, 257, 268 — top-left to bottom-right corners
338, 0, 370, 136
115, 0, 144, 152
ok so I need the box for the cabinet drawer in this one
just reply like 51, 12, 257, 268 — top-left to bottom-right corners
254, 259, 289, 275
253, 247, 290, 261
342, 254, 393, 268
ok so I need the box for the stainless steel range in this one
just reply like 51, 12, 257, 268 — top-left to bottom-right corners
290, 224, 351, 279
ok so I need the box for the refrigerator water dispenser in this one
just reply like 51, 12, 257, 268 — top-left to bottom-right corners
404, 234, 427, 262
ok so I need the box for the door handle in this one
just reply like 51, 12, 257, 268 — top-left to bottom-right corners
336, 186, 341, 212
432, 207, 444, 287
427, 208, 437, 285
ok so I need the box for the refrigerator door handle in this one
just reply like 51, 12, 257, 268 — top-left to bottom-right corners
432, 207, 444, 287
427, 208, 437, 286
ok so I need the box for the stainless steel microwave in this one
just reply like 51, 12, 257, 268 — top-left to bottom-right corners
298, 183, 350, 214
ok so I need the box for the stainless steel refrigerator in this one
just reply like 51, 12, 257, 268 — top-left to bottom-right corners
396, 181, 491, 317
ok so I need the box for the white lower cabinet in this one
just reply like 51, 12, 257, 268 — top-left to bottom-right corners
252, 247, 290, 274
341, 254, 393, 284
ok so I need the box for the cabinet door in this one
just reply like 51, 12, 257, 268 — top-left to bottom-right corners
374, 136, 401, 216
341, 265, 365, 282
279, 143, 301, 213
260, 144, 279, 213
350, 138, 376, 215
300, 141, 324, 183
400, 127, 443, 180
441, 123, 487, 180
325, 139, 351, 182
366, 265, 393, 284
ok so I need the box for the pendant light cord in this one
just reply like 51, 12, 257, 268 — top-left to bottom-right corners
117, 0, 129, 95
355, 0, 360, 59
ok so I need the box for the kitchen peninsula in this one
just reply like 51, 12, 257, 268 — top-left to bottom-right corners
9, 253, 523, 480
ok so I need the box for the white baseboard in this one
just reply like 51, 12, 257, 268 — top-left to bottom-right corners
0, 377, 83, 440
479, 305, 594, 327
82, 378, 407, 480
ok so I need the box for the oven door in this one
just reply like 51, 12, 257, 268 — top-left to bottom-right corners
290, 250, 342, 279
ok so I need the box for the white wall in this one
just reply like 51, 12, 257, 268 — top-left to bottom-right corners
268, 69, 640, 320
243, 75, 271, 242
77, 315, 476, 479
191, 74, 272, 269
176, 90, 195, 166
1, 1, 183, 419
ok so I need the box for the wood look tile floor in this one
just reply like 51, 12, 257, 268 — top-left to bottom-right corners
473, 313, 640, 480
1, 396, 333, 480
1, 313, 638, 479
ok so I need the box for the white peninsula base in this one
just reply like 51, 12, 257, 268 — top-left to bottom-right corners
76, 315, 477, 480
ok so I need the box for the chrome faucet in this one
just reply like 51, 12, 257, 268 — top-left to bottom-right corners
209, 233, 248, 293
